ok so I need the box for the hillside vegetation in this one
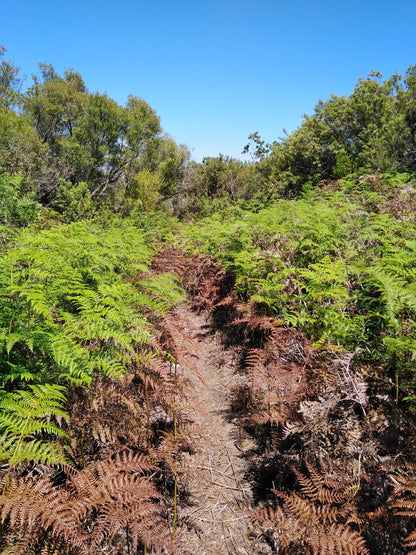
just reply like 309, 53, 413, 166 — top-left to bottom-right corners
1, 47, 416, 553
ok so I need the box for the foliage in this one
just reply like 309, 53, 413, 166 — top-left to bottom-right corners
242, 131, 275, 161
0, 174, 41, 227
2, 49, 416, 554
248, 66, 416, 198
182, 183, 416, 394
23, 66, 165, 206
0, 46, 22, 109
390, 473, 416, 554
0, 221, 183, 474
0, 220, 182, 384
0, 54, 191, 219
121, 170, 162, 214
0, 451, 170, 554
0, 384, 69, 471
54, 180, 95, 222
251, 462, 370, 554
0, 106, 47, 181
175, 155, 268, 216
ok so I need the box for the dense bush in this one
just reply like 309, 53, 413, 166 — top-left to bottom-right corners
182, 177, 416, 399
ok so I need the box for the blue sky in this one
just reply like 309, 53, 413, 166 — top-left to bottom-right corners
2, 0, 416, 161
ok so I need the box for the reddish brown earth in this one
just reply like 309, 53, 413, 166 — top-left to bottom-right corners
152, 248, 310, 553
170, 303, 270, 554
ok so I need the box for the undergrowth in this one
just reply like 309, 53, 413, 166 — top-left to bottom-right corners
0, 219, 188, 554
174, 174, 416, 554
2, 171, 416, 553
180, 178, 416, 403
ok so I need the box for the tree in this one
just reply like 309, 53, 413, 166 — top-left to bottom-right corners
260, 66, 416, 198
25, 64, 86, 148
24, 65, 167, 208
0, 173, 41, 226
0, 107, 47, 180
242, 131, 273, 161
0, 46, 22, 109
143, 135, 190, 199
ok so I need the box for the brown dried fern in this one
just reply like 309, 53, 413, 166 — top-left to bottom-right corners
66, 376, 150, 466
0, 451, 171, 555
235, 326, 310, 452
251, 463, 370, 555
390, 474, 416, 554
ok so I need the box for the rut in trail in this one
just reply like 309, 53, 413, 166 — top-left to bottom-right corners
172, 303, 270, 555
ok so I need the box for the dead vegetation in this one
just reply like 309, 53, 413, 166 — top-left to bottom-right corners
152, 246, 416, 554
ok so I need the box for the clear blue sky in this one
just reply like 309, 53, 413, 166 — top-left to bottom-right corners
2, 0, 416, 161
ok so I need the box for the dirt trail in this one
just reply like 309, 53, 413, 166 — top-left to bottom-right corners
172, 303, 269, 555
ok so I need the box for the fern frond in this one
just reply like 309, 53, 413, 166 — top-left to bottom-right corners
390, 474, 416, 552
252, 464, 369, 554
0, 450, 170, 554
0, 384, 69, 469
294, 462, 345, 505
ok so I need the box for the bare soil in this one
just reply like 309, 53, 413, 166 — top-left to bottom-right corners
171, 304, 270, 555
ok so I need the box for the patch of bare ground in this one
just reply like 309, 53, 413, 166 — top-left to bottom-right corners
168, 303, 270, 554
152, 247, 317, 553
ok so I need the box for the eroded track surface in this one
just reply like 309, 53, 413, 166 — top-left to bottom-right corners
172, 304, 269, 555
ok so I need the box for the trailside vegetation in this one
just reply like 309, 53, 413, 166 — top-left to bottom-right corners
0, 220, 187, 553
181, 180, 416, 380
179, 179, 416, 552
2, 45, 416, 552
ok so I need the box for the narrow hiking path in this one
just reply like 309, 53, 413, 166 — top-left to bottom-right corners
170, 303, 270, 555
150, 247, 416, 554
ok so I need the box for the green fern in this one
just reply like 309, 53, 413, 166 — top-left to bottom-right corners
0, 220, 182, 387
0, 219, 184, 482
0, 384, 69, 471
182, 194, 416, 375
